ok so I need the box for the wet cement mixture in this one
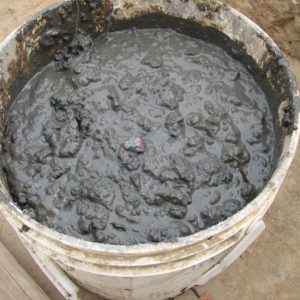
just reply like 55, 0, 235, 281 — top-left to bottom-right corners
2, 29, 276, 244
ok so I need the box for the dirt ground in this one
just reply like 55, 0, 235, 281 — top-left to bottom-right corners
0, 1, 300, 300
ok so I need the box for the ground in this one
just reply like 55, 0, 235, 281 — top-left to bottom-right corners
0, 1, 299, 300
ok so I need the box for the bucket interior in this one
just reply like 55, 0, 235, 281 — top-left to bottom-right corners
0, 0, 298, 245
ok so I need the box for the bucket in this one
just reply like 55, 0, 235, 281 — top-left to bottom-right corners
0, 1, 299, 299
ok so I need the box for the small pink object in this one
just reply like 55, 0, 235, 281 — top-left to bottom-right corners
122, 138, 145, 153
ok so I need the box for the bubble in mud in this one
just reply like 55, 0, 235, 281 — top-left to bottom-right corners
165, 111, 184, 138
221, 143, 250, 167
200, 206, 222, 227
219, 201, 241, 221
167, 205, 187, 219
241, 183, 257, 202
94, 230, 107, 243
209, 191, 221, 205
78, 216, 91, 234
118, 147, 141, 171
111, 222, 126, 232
183, 133, 204, 157
186, 112, 202, 127
148, 225, 163, 242
141, 54, 162, 69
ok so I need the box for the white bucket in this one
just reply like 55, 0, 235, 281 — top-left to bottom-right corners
0, 1, 299, 299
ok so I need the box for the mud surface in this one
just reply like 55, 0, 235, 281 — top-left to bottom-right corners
3, 29, 276, 244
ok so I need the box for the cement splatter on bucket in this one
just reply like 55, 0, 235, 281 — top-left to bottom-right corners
0, 0, 299, 299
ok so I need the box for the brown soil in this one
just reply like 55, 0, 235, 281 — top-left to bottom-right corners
0, 1, 299, 300
223, 0, 300, 61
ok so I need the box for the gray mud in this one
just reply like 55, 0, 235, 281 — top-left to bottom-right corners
2, 29, 276, 244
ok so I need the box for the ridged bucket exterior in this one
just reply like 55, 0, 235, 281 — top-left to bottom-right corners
0, 1, 299, 299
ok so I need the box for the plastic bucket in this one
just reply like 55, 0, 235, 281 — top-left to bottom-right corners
0, 1, 299, 299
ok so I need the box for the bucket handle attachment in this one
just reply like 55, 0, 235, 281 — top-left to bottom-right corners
20, 237, 79, 300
